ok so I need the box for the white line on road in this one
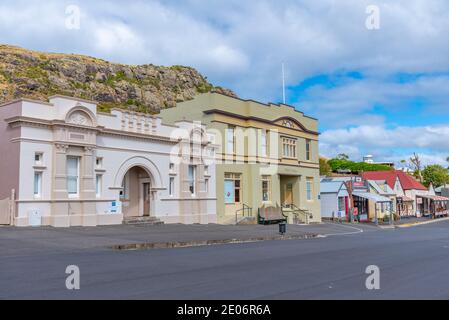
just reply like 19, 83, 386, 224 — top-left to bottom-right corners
318, 223, 365, 238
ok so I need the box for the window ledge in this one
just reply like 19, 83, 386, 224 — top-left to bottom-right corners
33, 165, 47, 170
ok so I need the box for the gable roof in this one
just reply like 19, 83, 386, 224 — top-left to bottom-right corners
320, 181, 347, 194
367, 180, 395, 196
361, 171, 427, 191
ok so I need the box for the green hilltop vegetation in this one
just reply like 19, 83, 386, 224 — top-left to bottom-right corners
319, 155, 393, 176
327, 158, 393, 173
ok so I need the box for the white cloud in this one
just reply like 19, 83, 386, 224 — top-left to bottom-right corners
2, 0, 449, 100
1, 0, 449, 164
320, 124, 449, 165
94, 23, 144, 53
295, 74, 449, 128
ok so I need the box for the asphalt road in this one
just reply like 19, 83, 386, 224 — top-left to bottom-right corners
2, 221, 449, 299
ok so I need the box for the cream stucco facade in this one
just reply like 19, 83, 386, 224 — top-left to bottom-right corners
0, 96, 217, 227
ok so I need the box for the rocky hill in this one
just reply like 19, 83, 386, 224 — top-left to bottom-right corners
0, 45, 235, 113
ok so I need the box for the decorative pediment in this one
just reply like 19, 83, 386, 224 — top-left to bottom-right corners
68, 111, 92, 126
65, 106, 97, 127
274, 117, 303, 130
281, 119, 296, 129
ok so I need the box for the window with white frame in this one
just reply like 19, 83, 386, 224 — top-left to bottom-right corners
169, 177, 175, 196
204, 166, 209, 176
306, 178, 314, 201
226, 126, 235, 154
260, 129, 267, 157
188, 165, 196, 195
120, 175, 128, 200
96, 157, 103, 169
207, 133, 216, 144
282, 137, 297, 158
67, 156, 80, 197
96, 174, 102, 197
34, 172, 42, 197
338, 197, 345, 212
306, 139, 312, 161
35, 152, 43, 165
262, 175, 272, 202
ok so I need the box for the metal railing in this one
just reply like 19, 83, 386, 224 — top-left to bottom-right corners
282, 204, 311, 225
235, 204, 252, 225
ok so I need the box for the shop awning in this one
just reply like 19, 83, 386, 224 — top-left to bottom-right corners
418, 195, 449, 202
353, 191, 392, 203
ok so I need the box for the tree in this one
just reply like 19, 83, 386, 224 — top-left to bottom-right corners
327, 158, 392, 174
319, 158, 332, 176
410, 153, 423, 182
337, 153, 349, 160
422, 165, 449, 188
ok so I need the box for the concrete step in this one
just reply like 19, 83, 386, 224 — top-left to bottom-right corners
237, 217, 257, 225
123, 216, 164, 226
220, 215, 257, 225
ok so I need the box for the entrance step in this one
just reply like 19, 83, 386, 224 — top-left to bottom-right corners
123, 216, 164, 226
237, 217, 257, 225
220, 215, 257, 225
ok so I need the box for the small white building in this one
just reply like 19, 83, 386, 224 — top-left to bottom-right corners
320, 180, 351, 220
0, 96, 217, 227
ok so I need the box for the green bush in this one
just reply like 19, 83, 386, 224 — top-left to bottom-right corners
328, 159, 392, 174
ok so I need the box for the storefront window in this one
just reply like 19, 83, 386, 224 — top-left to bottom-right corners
225, 173, 241, 204
338, 197, 345, 212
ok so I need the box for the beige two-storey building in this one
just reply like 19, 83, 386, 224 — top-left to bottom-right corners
160, 92, 321, 224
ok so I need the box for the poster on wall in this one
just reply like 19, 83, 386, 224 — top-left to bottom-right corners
224, 181, 235, 204
110, 201, 122, 214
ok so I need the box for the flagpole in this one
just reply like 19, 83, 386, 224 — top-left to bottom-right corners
282, 63, 286, 104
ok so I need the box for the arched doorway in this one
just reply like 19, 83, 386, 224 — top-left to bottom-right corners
120, 166, 153, 218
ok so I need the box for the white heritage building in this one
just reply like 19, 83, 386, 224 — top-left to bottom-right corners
0, 96, 217, 227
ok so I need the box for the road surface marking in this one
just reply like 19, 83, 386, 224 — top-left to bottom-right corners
319, 223, 364, 237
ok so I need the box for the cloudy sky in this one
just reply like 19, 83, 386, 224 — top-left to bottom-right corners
1, 0, 449, 166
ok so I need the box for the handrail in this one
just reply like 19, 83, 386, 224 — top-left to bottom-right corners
235, 204, 253, 224
282, 204, 311, 225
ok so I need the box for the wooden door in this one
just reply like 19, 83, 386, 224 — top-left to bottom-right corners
283, 183, 293, 207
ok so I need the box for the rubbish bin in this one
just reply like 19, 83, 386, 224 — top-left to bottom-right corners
279, 222, 287, 235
